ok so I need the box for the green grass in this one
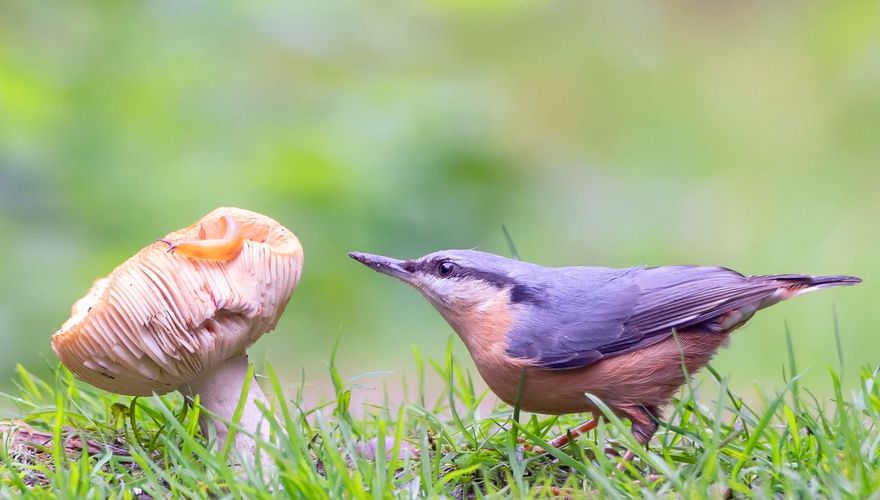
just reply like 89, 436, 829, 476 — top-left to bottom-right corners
2, 336, 880, 499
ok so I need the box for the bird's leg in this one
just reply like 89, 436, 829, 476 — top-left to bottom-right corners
616, 406, 659, 471
532, 417, 598, 453
159, 215, 245, 261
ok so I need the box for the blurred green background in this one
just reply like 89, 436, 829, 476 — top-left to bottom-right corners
1, 1, 877, 402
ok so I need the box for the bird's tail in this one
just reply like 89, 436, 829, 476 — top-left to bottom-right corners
761, 274, 862, 297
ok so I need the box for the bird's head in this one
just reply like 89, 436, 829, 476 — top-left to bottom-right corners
349, 249, 540, 316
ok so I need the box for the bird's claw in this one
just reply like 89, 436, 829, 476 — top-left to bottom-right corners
616, 449, 636, 472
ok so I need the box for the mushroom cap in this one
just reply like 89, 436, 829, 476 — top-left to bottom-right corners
52, 207, 304, 396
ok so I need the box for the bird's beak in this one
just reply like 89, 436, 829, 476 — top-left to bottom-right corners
349, 251, 415, 283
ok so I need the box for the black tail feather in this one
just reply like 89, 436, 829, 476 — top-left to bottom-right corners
761, 274, 862, 288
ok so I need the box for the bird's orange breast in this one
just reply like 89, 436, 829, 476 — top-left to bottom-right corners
435, 290, 534, 403
439, 291, 730, 416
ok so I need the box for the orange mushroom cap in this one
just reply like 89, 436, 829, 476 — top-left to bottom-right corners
52, 207, 303, 396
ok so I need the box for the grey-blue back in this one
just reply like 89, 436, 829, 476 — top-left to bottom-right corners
504, 264, 793, 369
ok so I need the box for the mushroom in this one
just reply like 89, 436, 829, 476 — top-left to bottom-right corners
51, 207, 303, 460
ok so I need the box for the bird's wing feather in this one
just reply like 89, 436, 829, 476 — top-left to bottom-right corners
504, 266, 784, 370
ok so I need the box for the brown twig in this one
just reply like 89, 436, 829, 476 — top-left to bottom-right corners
1, 420, 130, 457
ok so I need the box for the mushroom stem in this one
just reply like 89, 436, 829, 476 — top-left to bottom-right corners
180, 354, 272, 462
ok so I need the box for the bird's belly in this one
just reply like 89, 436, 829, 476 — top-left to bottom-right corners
475, 330, 730, 416
472, 354, 598, 415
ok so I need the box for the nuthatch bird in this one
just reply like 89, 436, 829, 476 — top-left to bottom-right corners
349, 249, 860, 463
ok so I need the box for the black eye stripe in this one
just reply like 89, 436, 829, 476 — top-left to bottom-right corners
415, 258, 519, 288
464, 269, 517, 286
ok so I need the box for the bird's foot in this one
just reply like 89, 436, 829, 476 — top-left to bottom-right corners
616, 449, 636, 471
531, 418, 599, 454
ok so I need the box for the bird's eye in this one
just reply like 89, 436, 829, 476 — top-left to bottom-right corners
437, 261, 455, 277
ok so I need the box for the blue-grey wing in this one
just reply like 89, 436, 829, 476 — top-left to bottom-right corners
504, 265, 784, 370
